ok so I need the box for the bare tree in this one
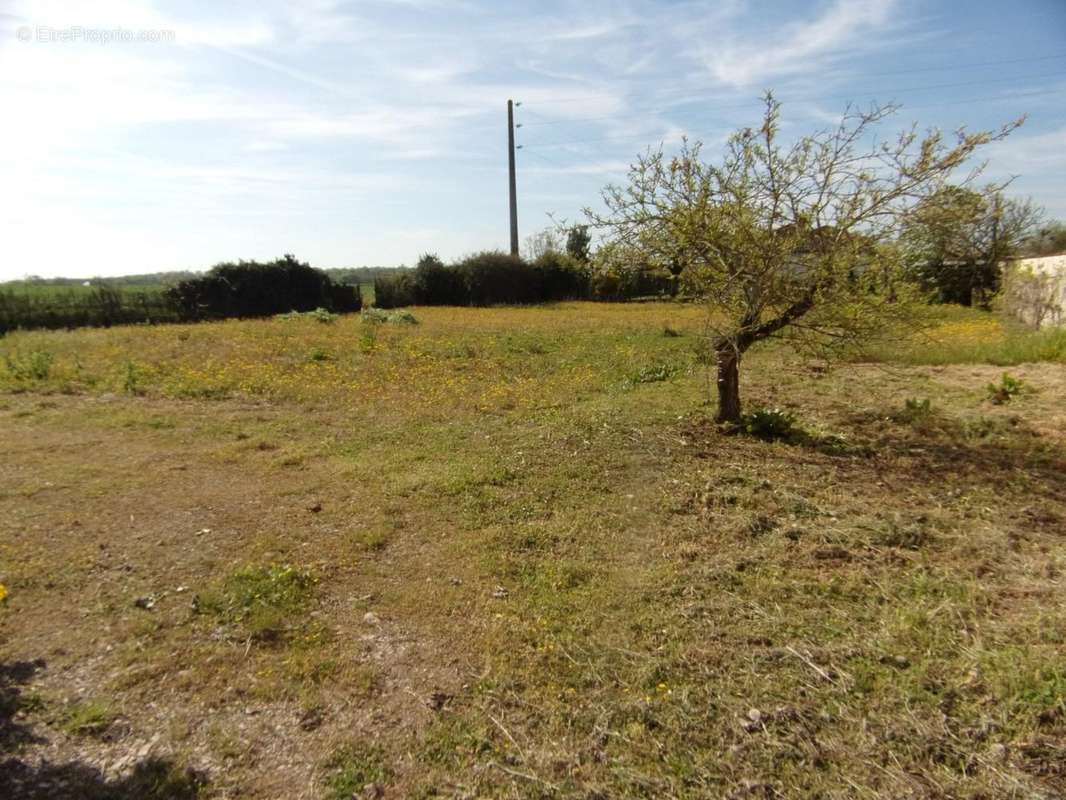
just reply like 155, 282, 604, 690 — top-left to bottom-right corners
523, 228, 562, 261
585, 94, 1022, 423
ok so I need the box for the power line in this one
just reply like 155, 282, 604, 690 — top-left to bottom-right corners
513, 52, 1066, 108
518, 69, 1066, 130
515, 87, 1066, 160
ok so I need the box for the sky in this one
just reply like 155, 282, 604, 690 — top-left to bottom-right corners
1, 0, 1065, 280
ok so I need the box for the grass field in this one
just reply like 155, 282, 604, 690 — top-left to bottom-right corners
1, 302, 1064, 799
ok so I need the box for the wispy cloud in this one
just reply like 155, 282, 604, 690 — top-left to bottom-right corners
701, 0, 900, 87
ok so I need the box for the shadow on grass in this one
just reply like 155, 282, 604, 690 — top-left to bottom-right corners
0, 659, 205, 800
844, 409, 1066, 499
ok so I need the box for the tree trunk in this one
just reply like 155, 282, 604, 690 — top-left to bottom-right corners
715, 344, 742, 424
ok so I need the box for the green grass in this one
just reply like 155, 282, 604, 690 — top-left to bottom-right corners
59, 700, 116, 736
323, 744, 390, 799
863, 304, 1066, 365
1, 301, 1064, 798
194, 564, 317, 643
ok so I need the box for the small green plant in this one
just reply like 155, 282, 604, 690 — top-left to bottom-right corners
307, 347, 332, 363
276, 308, 338, 323
987, 372, 1027, 404
630, 361, 683, 385
898, 397, 933, 423
194, 564, 316, 643
4, 350, 54, 382
362, 308, 418, 325
123, 359, 143, 395
740, 408, 803, 442
352, 528, 391, 552
324, 743, 389, 800
662, 324, 682, 338
60, 700, 115, 736
359, 317, 380, 353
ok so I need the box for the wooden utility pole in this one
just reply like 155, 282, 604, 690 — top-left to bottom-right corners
507, 99, 519, 256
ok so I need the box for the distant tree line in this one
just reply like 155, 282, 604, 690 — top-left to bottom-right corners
1, 255, 358, 334
0, 285, 182, 334
373, 241, 677, 309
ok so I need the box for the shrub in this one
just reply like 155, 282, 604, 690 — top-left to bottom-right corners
739, 408, 804, 442
413, 253, 467, 305
167, 255, 360, 321
372, 271, 418, 309
456, 251, 541, 305
532, 251, 591, 300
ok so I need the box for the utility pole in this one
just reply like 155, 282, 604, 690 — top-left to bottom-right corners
507, 99, 519, 256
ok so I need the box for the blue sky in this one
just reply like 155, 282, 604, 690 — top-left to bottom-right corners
2, 0, 1065, 279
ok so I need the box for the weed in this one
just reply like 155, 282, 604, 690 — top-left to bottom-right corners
59, 700, 115, 736
122, 359, 143, 395
740, 407, 804, 442
987, 372, 1027, 404
194, 564, 316, 643
361, 308, 418, 325
898, 397, 933, 423
277, 308, 338, 324
352, 528, 391, 552
630, 361, 683, 385
323, 743, 389, 800
4, 350, 53, 382
307, 347, 332, 363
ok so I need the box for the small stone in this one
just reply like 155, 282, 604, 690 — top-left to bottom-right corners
427, 691, 452, 711
307, 503, 323, 513
362, 612, 380, 626
747, 708, 762, 723
491, 585, 509, 599
880, 654, 910, 669
362, 783, 384, 799
298, 708, 323, 731
133, 596, 155, 610
449, 577, 463, 586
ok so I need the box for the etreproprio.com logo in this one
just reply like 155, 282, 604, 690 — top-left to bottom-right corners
16, 25, 176, 44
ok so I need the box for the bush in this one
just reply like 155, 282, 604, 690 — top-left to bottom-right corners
413, 253, 466, 305
167, 255, 360, 321
533, 251, 590, 300
372, 271, 418, 309
456, 251, 540, 305
740, 408, 804, 442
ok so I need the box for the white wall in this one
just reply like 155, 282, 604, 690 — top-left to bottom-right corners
1003, 255, 1066, 329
